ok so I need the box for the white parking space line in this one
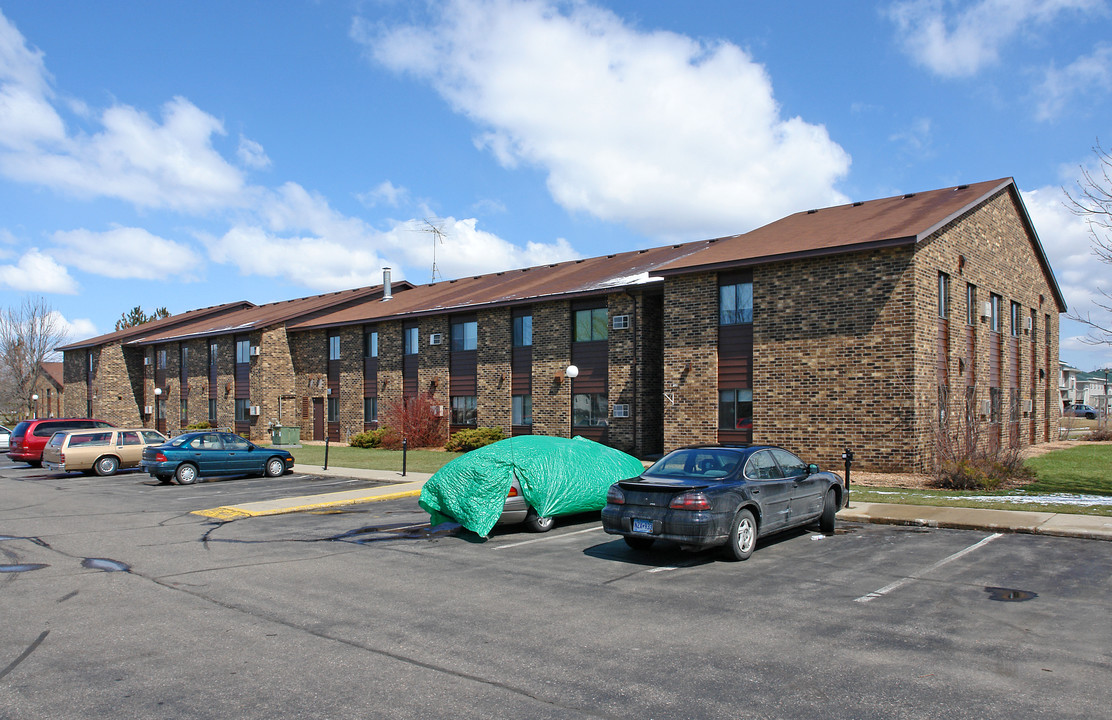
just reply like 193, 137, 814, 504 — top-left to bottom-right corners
494, 526, 605, 549
855, 532, 1003, 603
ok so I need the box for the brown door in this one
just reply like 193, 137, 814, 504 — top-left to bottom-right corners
313, 398, 325, 441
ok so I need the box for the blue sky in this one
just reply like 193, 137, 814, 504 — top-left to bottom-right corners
0, 0, 1110, 369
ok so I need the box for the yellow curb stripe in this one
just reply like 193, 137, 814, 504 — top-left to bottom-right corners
191, 488, 423, 520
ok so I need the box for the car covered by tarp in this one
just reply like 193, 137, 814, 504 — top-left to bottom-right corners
419, 435, 644, 536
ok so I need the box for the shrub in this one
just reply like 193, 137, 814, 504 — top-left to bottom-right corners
929, 386, 1035, 491
185, 421, 213, 430
377, 394, 447, 449
1085, 426, 1112, 441
349, 428, 387, 448
444, 427, 505, 452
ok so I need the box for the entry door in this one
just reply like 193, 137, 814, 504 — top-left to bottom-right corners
312, 398, 325, 441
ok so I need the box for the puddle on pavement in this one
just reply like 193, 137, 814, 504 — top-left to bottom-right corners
81, 558, 131, 573
330, 521, 462, 544
985, 586, 1037, 602
0, 563, 48, 573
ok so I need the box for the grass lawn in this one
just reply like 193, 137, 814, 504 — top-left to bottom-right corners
287, 444, 462, 475
850, 443, 1112, 517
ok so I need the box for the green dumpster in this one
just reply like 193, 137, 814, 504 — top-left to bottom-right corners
271, 426, 301, 447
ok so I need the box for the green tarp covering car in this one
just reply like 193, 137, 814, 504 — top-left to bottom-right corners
419, 435, 645, 537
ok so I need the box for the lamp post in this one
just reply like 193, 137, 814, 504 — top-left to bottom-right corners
31, 393, 38, 419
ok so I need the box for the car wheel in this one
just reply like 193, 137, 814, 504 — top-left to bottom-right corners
265, 457, 285, 477
174, 463, 199, 485
724, 508, 757, 561
819, 488, 837, 534
524, 509, 554, 533
94, 456, 119, 477
1087, 412, 1096, 420
624, 535, 655, 551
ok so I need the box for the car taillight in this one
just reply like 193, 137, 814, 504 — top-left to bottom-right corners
606, 485, 625, 505
506, 486, 519, 498
669, 492, 710, 511
59, 453, 65, 463
154, 452, 168, 462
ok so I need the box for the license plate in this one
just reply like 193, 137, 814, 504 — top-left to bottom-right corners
632, 518, 653, 534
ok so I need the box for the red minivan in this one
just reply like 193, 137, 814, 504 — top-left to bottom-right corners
7, 418, 115, 467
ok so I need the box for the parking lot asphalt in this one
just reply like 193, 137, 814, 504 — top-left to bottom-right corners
196, 464, 1112, 541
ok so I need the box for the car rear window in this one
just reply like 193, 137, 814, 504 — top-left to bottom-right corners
11, 422, 29, 439
34, 420, 96, 437
141, 431, 166, 444
47, 434, 66, 447
69, 432, 113, 447
120, 431, 141, 446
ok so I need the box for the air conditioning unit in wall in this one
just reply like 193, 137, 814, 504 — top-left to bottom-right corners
1022, 399, 1033, 413
1025, 317, 1033, 331
144, 406, 153, 415
249, 405, 261, 416
432, 405, 444, 417
981, 301, 992, 319
429, 333, 442, 345
979, 399, 992, 416
250, 346, 260, 356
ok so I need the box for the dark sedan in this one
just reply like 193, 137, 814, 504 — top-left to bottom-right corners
601, 444, 846, 561
141, 431, 294, 485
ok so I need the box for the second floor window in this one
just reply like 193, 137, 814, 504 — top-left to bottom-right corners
365, 331, 378, 358
236, 339, 251, 364
989, 294, 1001, 333
513, 314, 532, 347
719, 282, 753, 325
574, 308, 608, 342
966, 284, 977, 326
156, 349, 167, 369
938, 272, 950, 319
210, 342, 218, 368
404, 327, 419, 355
329, 335, 341, 361
451, 320, 477, 351
1010, 302, 1021, 337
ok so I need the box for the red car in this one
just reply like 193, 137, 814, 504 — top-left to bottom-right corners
7, 418, 114, 467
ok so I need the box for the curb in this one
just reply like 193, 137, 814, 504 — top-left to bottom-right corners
192, 481, 426, 520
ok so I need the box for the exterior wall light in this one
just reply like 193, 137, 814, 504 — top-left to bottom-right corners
154, 388, 162, 396
565, 365, 579, 379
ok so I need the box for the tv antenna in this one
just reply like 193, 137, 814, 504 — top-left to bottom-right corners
415, 217, 449, 283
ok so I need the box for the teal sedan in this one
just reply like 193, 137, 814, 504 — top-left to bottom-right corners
141, 431, 294, 485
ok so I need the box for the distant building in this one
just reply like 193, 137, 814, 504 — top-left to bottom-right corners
59, 178, 1066, 472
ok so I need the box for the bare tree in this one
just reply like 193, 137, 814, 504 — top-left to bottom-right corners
1064, 141, 1112, 345
0, 297, 70, 418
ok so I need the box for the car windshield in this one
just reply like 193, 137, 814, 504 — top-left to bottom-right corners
168, 436, 192, 447
644, 449, 743, 479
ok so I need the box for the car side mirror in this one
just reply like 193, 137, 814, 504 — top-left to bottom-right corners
807, 463, 819, 475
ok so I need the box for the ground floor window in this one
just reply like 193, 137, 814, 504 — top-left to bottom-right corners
235, 398, 250, 422
989, 387, 1002, 425
512, 394, 532, 426
718, 389, 752, 430
327, 397, 339, 422
209, 398, 217, 423
364, 397, 378, 422
155, 399, 166, 420
451, 396, 477, 426
180, 399, 188, 426
1010, 388, 1020, 423
572, 393, 608, 427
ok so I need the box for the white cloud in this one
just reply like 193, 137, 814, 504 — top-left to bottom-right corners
237, 135, 271, 170
888, 117, 934, 157
0, 12, 248, 212
49, 310, 96, 346
357, 180, 409, 208
357, 0, 851, 240
49, 226, 203, 280
1033, 43, 1112, 121
1022, 184, 1107, 316
0, 248, 79, 293
887, 0, 1101, 78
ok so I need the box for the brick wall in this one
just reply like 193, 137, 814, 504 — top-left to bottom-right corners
477, 307, 512, 434
532, 300, 571, 436
663, 273, 718, 450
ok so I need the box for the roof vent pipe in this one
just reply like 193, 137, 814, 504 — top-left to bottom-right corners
382, 267, 393, 301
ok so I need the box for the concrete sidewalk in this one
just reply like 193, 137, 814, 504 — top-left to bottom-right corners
192, 466, 1112, 541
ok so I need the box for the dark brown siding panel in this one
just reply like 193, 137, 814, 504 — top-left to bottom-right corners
570, 341, 607, 393
511, 346, 532, 394
717, 323, 752, 387
936, 319, 949, 384
363, 358, 378, 396
450, 351, 477, 395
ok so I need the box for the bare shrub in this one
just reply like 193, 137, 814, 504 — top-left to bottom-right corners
378, 394, 447, 449
931, 387, 1035, 490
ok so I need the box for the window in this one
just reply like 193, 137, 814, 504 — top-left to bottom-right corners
989, 387, 1002, 424
364, 397, 378, 422
1045, 314, 1051, 346
224, 434, 250, 451
208, 399, 217, 422
512, 394, 532, 426
88, 352, 94, 372
180, 399, 188, 424
574, 308, 608, 342
327, 397, 339, 422
718, 389, 753, 430
1010, 388, 1020, 423
404, 327, 419, 355
451, 320, 477, 351
119, 431, 141, 446
236, 339, 251, 364
719, 282, 753, 325
365, 330, 378, 358
1030, 310, 1037, 344
209, 341, 218, 368
989, 294, 1002, 333
156, 349, 167, 369
938, 272, 950, 319
329, 334, 340, 361
155, 398, 166, 420
235, 398, 250, 421
451, 396, 477, 426
966, 284, 977, 326
1010, 301, 1021, 337
572, 393, 608, 427
513, 314, 532, 347
180, 346, 190, 371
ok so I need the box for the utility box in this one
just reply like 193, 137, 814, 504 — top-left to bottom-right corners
271, 426, 301, 447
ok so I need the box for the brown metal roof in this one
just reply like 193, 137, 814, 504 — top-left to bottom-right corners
287, 243, 704, 330
57, 300, 256, 351
40, 361, 63, 388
